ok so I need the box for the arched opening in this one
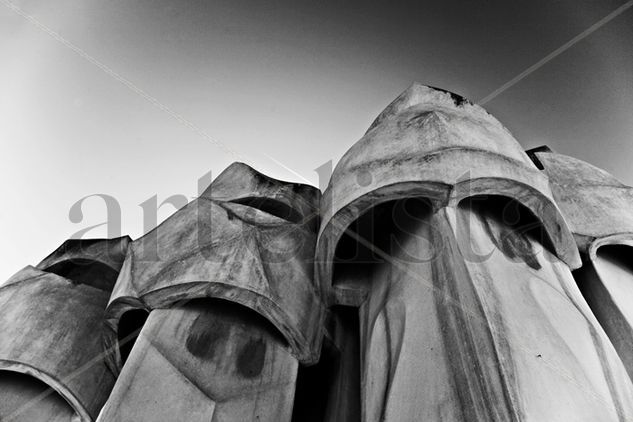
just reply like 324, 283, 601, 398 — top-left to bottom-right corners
457, 195, 556, 269
595, 245, 633, 275
0, 371, 78, 422
328, 198, 432, 420
43, 258, 120, 292
575, 244, 633, 303
332, 197, 433, 288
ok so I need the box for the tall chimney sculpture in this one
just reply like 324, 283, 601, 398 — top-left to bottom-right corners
97, 163, 323, 421
1, 84, 633, 422
316, 84, 633, 421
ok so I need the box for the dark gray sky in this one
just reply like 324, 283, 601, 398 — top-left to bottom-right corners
1, 0, 632, 281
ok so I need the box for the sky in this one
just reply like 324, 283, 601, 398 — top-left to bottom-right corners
0, 0, 632, 282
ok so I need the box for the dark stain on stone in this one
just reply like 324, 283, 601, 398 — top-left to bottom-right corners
186, 310, 229, 360
236, 337, 266, 378
471, 198, 543, 271
482, 212, 542, 270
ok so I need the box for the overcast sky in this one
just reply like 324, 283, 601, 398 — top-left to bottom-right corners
1, 0, 632, 282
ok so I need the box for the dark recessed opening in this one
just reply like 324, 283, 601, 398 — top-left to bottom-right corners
333, 197, 432, 286
291, 341, 338, 422
292, 306, 361, 422
118, 309, 149, 365
43, 259, 119, 292
596, 245, 633, 274
230, 197, 304, 224
575, 244, 633, 302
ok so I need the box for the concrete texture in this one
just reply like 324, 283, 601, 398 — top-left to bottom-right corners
330, 196, 633, 421
536, 150, 633, 384
317, 84, 581, 306
0, 237, 129, 421
314, 85, 631, 421
0, 371, 79, 422
3, 83, 633, 421
37, 237, 131, 277
535, 151, 633, 257
97, 300, 298, 421
104, 162, 324, 375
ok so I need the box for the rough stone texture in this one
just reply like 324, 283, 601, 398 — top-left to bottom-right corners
104, 162, 324, 374
97, 300, 298, 421
3, 83, 633, 422
315, 85, 632, 421
37, 237, 131, 277
317, 83, 581, 306
0, 237, 129, 421
535, 151, 633, 257
0, 372, 79, 422
329, 196, 633, 421
536, 150, 633, 383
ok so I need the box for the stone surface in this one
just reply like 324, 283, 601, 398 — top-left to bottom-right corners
317, 83, 581, 308
0, 372, 79, 422
331, 196, 633, 421
315, 85, 631, 421
536, 150, 633, 383
0, 237, 129, 421
535, 150, 633, 257
104, 162, 324, 374
3, 83, 633, 422
97, 300, 298, 421
100, 163, 321, 420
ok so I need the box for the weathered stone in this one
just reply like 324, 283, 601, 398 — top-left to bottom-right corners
104, 163, 323, 373
315, 84, 632, 421
0, 237, 130, 421
0, 372, 79, 422
317, 83, 581, 307
535, 150, 633, 383
98, 300, 298, 421
99, 163, 322, 421
4, 82, 633, 422
534, 150, 633, 256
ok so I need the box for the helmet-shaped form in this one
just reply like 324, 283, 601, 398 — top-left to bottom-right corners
317, 83, 580, 303
0, 236, 130, 421
104, 162, 324, 371
534, 149, 633, 257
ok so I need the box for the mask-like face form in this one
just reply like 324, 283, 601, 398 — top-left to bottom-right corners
317, 84, 633, 421
99, 163, 323, 421
0, 236, 130, 421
